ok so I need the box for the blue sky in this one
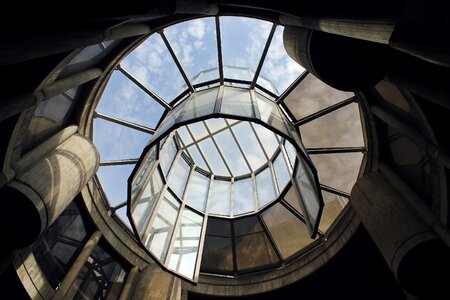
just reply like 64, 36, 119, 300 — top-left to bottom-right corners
92, 16, 364, 229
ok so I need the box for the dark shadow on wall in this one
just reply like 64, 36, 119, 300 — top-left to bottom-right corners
189, 225, 406, 300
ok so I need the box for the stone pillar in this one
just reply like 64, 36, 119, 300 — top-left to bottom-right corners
119, 266, 139, 300
351, 171, 450, 298
52, 231, 102, 300
283, 26, 388, 91
0, 126, 99, 249
132, 264, 181, 300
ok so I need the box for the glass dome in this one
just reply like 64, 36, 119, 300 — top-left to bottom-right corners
91, 15, 365, 283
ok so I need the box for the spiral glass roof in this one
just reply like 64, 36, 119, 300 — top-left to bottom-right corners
91, 16, 366, 279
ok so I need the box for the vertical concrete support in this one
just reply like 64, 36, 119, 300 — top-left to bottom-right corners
52, 231, 102, 300
351, 172, 450, 297
119, 266, 139, 300
132, 264, 181, 300
0, 128, 99, 249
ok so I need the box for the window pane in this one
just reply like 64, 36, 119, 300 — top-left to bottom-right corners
168, 207, 203, 280
159, 137, 178, 176
204, 118, 227, 134
284, 141, 297, 168
186, 145, 209, 171
284, 74, 353, 120
201, 219, 233, 273
198, 138, 230, 176
311, 152, 363, 193
146, 191, 180, 260
252, 123, 279, 159
234, 177, 255, 215
234, 216, 279, 271
96, 71, 165, 128
255, 92, 288, 135
257, 26, 306, 95
164, 18, 219, 83
273, 153, 291, 193
256, 168, 275, 208
188, 122, 209, 140
262, 203, 312, 259
133, 170, 164, 236
181, 88, 218, 121
295, 159, 321, 232
214, 129, 250, 175
168, 157, 191, 199
176, 126, 193, 146
94, 118, 151, 161
184, 171, 210, 212
220, 17, 272, 80
231, 122, 266, 171
220, 87, 253, 118
208, 180, 231, 215
300, 103, 364, 148
121, 34, 185, 101
97, 164, 135, 207
319, 191, 349, 233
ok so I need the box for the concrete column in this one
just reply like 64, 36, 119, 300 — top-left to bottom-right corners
52, 231, 102, 300
283, 26, 388, 91
132, 264, 181, 300
351, 171, 450, 298
0, 68, 102, 122
119, 266, 139, 300
0, 127, 99, 249
0, 23, 150, 66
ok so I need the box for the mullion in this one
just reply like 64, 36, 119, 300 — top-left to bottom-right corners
159, 31, 195, 93
307, 146, 366, 155
117, 65, 171, 109
202, 120, 234, 177
182, 120, 242, 149
276, 71, 309, 104
215, 17, 224, 85
99, 158, 138, 166
224, 119, 253, 173
320, 184, 350, 198
248, 122, 270, 161
94, 112, 155, 134
294, 96, 356, 126
185, 125, 213, 173
250, 24, 277, 89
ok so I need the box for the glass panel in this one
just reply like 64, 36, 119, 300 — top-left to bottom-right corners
295, 159, 321, 232
168, 157, 191, 199
201, 219, 233, 273
132, 146, 157, 198
311, 152, 363, 193
146, 191, 180, 260
132, 170, 164, 236
214, 129, 250, 175
273, 153, 291, 193
262, 203, 312, 259
181, 88, 218, 121
204, 118, 227, 134
252, 123, 279, 159
284, 74, 353, 120
300, 103, 364, 148
93, 118, 151, 161
198, 138, 230, 176
234, 216, 279, 271
223, 66, 252, 81
97, 164, 135, 207
233, 177, 255, 215
23, 94, 73, 153
220, 17, 272, 80
319, 191, 349, 233
159, 137, 178, 176
186, 145, 209, 171
176, 126, 193, 145
184, 171, 210, 212
284, 141, 297, 168
255, 92, 288, 135
208, 180, 231, 215
283, 183, 303, 214
188, 122, 209, 140
231, 122, 266, 171
65, 244, 127, 300
165, 17, 219, 82
256, 168, 276, 208
220, 87, 253, 118
257, 75, 277, 94
115, 206, 132, 229
32, 202, 88, 289
121, 34, 185, 101
96, 71, 165, 128
168, 207, 203, 280
153, 99, 189, 141
257, 26, 306, 95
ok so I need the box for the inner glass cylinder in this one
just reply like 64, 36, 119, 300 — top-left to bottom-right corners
127, 85, 323, 282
